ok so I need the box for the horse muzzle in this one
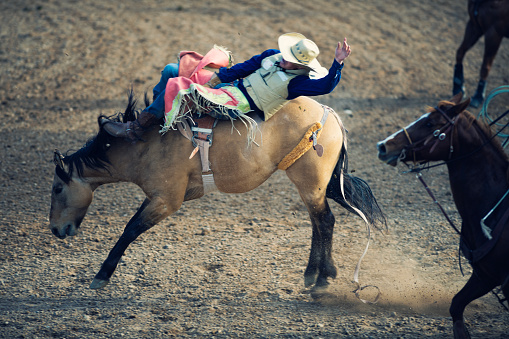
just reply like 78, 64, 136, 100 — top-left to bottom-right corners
376, 141, 400, 166
50, 218, 83, 239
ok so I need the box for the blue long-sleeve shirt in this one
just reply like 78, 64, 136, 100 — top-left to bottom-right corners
216, 49, 344, 117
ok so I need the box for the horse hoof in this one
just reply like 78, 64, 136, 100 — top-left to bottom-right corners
304, 271, 319, 287
453, 320, 471, 339
90, 278, 109, 289
309, 286, 332, 300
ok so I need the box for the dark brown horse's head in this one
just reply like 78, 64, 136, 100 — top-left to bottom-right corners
377, 93, 471, 166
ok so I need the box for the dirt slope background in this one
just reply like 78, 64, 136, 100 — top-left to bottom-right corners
1, 0, 509, 338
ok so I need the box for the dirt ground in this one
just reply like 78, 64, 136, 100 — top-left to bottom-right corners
1, 0, 509, 338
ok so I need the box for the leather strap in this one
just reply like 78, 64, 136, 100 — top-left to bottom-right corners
177, 116, 218, 193
190, 116, 216, 173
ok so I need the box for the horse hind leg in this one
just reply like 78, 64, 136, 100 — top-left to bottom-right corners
303, 201, 337, 288
455, 18, 482, 66
470, 29, 503, 108
285, 155, 339, 289
453, 19, 483, 98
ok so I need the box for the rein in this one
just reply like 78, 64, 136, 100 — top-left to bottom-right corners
410, 170, 461, 236
402, 107, 459, 231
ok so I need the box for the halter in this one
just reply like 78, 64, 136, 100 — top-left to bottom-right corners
401, 106, 456, 164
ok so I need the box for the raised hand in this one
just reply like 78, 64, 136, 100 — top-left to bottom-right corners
335, 38, 351, 64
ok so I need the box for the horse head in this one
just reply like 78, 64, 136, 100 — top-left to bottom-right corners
49, 149, 94, 239
377, 93, 471, 166
48, 91, 139, 239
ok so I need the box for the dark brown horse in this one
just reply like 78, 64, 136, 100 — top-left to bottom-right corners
49, 92, 386, 292
452, 0, 509, 108
377, 93, 509, 338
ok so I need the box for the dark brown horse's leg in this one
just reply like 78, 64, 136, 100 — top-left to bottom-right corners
453, 20, 483, 98
90, 197, 170, 289
450, 271, 497, 339
470, 29, 503, 108
304, 202, 337, 288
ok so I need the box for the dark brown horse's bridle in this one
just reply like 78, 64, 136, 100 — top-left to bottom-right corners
401, 108, 462, 235
401, 106, 457, 164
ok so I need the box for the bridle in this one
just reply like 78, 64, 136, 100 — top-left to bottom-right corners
398, 108, 462, 235
400, 106, 457, 165
401, 105, 509, 171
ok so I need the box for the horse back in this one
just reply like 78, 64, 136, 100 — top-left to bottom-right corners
209, 96, 344, 193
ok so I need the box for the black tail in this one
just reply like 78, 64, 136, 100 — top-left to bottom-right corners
326, 143, 387, 231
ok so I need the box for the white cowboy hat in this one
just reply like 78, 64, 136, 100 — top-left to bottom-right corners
278, 32, 323, 72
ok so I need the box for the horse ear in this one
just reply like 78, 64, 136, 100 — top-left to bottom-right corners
54, 149, 65, 169
54, 150, 71, 184
450, 97, 471, 117
450, 92, 464, 104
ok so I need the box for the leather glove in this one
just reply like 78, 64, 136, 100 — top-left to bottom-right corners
203, 73, 221, 88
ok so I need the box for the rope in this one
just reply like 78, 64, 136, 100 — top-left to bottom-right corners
477, 85, 509, 145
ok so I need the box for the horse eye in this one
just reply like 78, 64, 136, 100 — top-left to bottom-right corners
54, 186, 63, 194
425, 121, 434, 128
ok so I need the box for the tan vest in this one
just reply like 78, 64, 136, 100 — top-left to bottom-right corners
244, 53, 309, 120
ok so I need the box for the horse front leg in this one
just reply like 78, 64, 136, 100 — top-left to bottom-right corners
470, 29, 503, 108
304, 202, 337, 288
453, 20, 483, 98
90, 197, 173, 289
450, 271, 497, 339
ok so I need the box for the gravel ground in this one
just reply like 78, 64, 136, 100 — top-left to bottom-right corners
1, 0, 508, 338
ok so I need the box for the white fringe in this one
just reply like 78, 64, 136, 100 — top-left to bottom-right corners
160, 88, 260, 147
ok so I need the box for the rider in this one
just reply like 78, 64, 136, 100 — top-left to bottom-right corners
103, 33, 352, 140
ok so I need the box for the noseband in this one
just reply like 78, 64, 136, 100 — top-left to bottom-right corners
401, 106, 456, 163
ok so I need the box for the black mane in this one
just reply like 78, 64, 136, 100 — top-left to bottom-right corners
432, 100, 509, 163
463, 109, 509, 163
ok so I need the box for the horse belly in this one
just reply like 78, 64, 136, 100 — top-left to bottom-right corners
209, 143, 278, 194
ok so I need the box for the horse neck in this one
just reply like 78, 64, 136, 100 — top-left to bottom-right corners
77, 135, 151, 188
81, 129, 183, 188
78, 159, 123, 189
446, 119, 509, 227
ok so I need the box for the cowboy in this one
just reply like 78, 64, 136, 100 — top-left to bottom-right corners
103, 33, 351, 140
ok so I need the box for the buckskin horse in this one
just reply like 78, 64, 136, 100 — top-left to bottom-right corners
452, 0, 509, 108
377, 93, 509, 338
49, 92, 386, 292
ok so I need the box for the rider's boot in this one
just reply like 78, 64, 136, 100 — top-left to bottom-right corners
102, 111, 160, 141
